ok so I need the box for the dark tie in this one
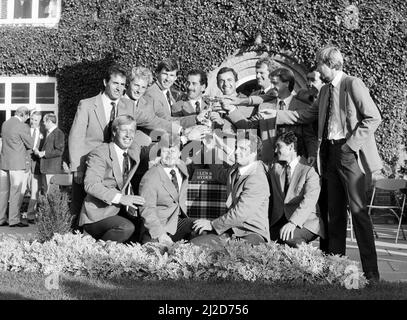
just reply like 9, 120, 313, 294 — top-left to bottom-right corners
323, 84, 334, 140
283, 164, 291, 194
170, 169, 179, 192
279, 100, 286, 110
231, 168, 241, 187
166, 91, 172, 108
260, 90, 265, 95
110, 101, 116, 122
107, 101, 116, 141
122, 152, 130, 193
195, 101, 201, 114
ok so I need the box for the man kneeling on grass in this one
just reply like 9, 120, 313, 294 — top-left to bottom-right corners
192, 133, 271, 246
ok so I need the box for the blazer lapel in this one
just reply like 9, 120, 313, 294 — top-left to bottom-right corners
158, 166, 179, 201
273, 164, 285, 199
338, 73, 348, 130
109, 143, 124, 190
284, 162, 302, 202
94, 94, 108, 133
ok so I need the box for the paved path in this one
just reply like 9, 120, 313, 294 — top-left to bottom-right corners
1, 222, 406, 282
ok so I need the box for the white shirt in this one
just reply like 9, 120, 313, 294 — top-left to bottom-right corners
277, 93, 295, 110
31, 127, 40, 148
327, 71, 346, 140
163, 166, 182, 192
238, 161, 258, 176
287, 156, 300, 179
101, 92, 119, 123
111, 144, 130, 204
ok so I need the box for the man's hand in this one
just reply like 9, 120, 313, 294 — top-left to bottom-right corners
209, 112, 225, 126
307, 156, 316, 166
158, 233, 174, 246
184, 125, 211, 141
73, 171, 84, 184
258, 109, 277, 119
120, 195, 145, 209
280, 221, 297, 241
193, 219, 213, 234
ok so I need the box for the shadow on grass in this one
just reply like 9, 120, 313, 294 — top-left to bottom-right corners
0, 292, 33, 300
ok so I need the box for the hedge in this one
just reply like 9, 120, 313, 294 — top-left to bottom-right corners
0, 0, 405, 171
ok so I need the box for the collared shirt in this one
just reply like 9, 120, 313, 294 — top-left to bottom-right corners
189, 98, 203, 113
111, 144, 129, 204
277, 93, 295, 110
163, 166, 182, 192
30, 127, 40, 148
287, 156, 300, 179
238, 160, 258, 177
327, 71, 346, 140
101, 92, 119, 123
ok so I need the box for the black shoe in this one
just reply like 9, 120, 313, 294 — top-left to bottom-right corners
9, 222, 29, 228
27, 219, 36, 224
365, 271, 380, 284
0, 221, 8, 227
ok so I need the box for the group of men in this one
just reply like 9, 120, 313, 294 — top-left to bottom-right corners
0, 110, 65, 227
0, 43, 382, 283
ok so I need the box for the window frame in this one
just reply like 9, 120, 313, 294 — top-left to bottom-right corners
0, 0, 61, 26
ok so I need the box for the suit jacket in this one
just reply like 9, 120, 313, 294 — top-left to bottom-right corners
228, 96, 318, 163
68, 93, 175, 173
79, 142, 139, 226
171, 98, 209, 128
40, 127, 65, 174
141, 82, 176, 120
269, 157, 324, 238
139, 161, 189, 239
0, 117, 33, 171
210, 161, 271, 242
275, 74, 383, 174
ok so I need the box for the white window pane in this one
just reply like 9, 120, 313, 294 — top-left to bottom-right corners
0, 0, 7, 19
11, 83, 29, 103
36, 82, 55, 104
38, 0, 57, 18
14, 0, 32, 19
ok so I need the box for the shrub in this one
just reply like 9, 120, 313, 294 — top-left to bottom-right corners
36, 189, 73, 243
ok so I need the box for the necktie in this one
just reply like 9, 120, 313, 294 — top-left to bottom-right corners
122, 152, 130, 193
170, 169, 179, 192
283, 164, 291, 194
260, 90, 265, 95
323, 84, 334, 140
166, 91, 172, 108
279, 100, 286, 110
232, 168, 241, 187
33, 128, 39, 148
195, 101, 201, 114
107, 101, 116, 142
110, 101, 116, 122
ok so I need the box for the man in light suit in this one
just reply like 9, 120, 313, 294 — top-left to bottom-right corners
69, 63, 182, 228
139, 134, 195, 245
192, 134, 271, 246
236, 46, 381, 281
26, 111, 44, 223
0, 106, 33, 227
223, 68, 318, 165
269, 132, 324, 247
79, 115, 145, 243
35, 113, 65, 193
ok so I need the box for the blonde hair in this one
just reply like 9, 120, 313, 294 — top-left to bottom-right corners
316, 45, 344, 70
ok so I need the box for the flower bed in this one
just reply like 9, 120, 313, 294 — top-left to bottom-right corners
0, 233, 367, 289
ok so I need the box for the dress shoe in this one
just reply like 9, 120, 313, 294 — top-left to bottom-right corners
0, 221, 8, 227
9, 222, 29, 228
365, 271, 380, 284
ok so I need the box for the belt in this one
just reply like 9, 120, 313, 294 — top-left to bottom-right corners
326, 138, 346, 145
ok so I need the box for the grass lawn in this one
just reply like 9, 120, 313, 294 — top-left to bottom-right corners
1, 271, 407, 300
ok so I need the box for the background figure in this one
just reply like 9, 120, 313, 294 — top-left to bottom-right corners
26, 111, 44, 222
268, 132, 324, 247
79, 115, 145, 243
139, 134, 195, 246
0, 106, 33, 227
35, 113, 65, 194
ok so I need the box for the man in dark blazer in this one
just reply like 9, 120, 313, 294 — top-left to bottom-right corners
269, 132, 324, 247
35, 113, 65, 193
79, 115, 145, 243
239, 46, 381, 281
0, 106, 33, 227
68, 63, 182, 227
192, 134, 271, 246
139, 134, 194, 245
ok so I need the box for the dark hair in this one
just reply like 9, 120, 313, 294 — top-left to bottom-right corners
187, 69, 208, 87
276, 131, 298, 152
216, 67, 238, 83
270, 68, 295, 92
156, 58, 180, 74
103, 63, 127, 84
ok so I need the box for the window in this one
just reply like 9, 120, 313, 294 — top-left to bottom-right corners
0, 76, 58, 131
0, 0, 60, 26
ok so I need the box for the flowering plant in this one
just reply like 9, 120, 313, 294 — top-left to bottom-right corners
0, 233, 367, 289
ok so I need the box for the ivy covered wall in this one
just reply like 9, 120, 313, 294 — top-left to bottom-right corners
0, 0, 405, 171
